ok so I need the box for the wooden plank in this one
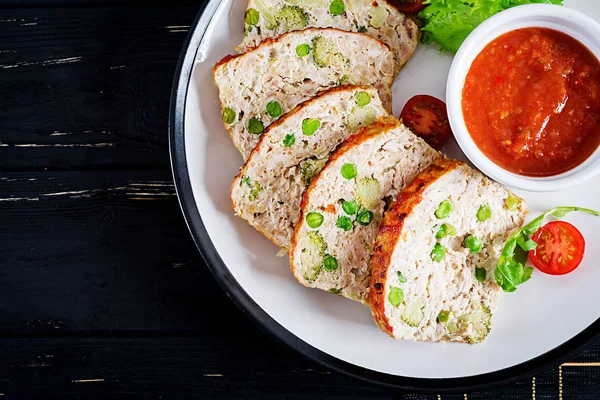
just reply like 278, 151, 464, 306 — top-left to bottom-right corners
1, 336, 598, 399
0, 7, 198, 170
0, 336, 395, 399
0, 170, 249, 334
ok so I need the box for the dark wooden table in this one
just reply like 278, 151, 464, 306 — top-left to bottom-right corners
1, 1, 599, 398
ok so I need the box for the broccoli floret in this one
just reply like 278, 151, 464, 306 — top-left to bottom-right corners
275, 5, 308, 31
249, 181, 262, 201
240, 176, 262, 201
344, 106, 378, 132
311, 35, 346, 68
300, 231, 327, 282
458, 302, 493, 344
400, 297, 424, 327
355, 177, 381, 209
300, 157, 328, 185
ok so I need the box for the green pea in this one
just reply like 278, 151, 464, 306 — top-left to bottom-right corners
437, 311, 450, 323
431, 243, 446, 262
435, 223, 456, 239
388, 287, 404, 307
435, 225, 446, 239
355, 91, 371, 107
477, 204, 492, 222
397, 271, 407, 283
329, 0, 345, 16
435, 200, 452, 219
475, 267, 486, 282
340, 163, 357, 179
463, 235, 483, 253
222, 107, 236, 124
245, 8, 260, 25
306, 212, 324, 228
323, 254, 338, 271
505, 195, 520, 211
336, 216, 353, 231
342, 200, 359, 215
283, 133, 295, 147
302, 118, 321, 136
266, 101, 283, 118
356, 210, 373, 226
247, 117, 264, 134
296, 43, 311, 57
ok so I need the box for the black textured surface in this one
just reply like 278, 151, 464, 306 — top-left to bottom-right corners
0, 3, 599, 399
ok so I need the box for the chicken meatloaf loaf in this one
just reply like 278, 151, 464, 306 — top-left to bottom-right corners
231, 85, 388, 248
213, 28, 396, 160
238, 0, 419, 73
369, 158, 527, 344
290, 116, 440, 303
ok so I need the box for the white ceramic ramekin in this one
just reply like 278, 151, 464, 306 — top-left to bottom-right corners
447, 4, 600, 192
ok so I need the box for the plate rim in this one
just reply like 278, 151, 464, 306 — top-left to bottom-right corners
168, 1, 600, 392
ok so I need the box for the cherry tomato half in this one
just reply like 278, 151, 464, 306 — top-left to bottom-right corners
386, 0, 425, 14
399, 94, 451, 150
529, 221, 585, 275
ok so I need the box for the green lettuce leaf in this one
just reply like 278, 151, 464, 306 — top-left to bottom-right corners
419, 0, 564, 53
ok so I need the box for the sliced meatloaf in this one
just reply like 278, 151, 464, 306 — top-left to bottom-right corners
289, 116, 440, 303
369, 158, 528, 344
231, 85, 388, 248
213, 28, 396, 160
238, 0, 419, 73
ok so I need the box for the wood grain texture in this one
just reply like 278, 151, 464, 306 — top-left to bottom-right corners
0, 7, 196, 170
0, 337, 399, 399
0, 170, 255, 334
0, 336, 597, 399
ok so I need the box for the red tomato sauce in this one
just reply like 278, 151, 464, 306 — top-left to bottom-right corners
462, 28, 600, 177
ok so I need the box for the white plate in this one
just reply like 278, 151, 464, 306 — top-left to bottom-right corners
170, 0, 600, 391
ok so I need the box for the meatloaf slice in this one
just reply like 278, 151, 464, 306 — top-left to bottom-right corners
213, 28, 396, 160
289, 116, 440, 303
231, 85, 388, 248
238, 0, 419, 74
369, 158, 527, 344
